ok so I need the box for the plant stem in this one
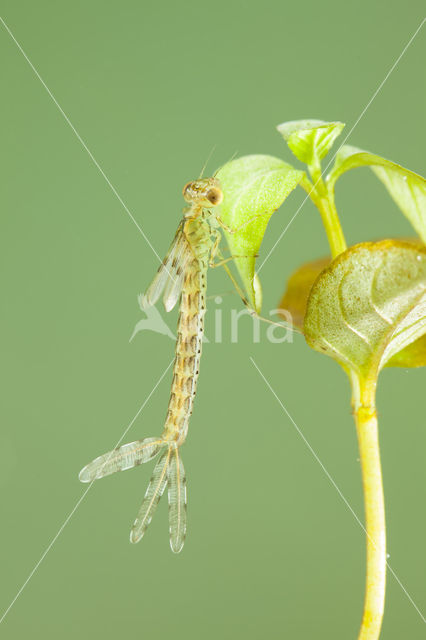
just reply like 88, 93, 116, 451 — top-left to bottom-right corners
300, 173, 347, 259
351, 374, 386, 640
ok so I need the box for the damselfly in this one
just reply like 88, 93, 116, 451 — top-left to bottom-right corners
79, 176, 276, 552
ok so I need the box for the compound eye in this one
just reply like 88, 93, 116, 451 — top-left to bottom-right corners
206, 187, 223, 205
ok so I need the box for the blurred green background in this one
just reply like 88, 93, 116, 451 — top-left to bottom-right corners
0, 1, 424, 638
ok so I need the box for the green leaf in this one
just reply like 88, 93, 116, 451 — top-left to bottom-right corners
328, 145, 426, 243
277, 119, 345, 166
216, 155, 303, 312
385, 333, 426, 368
304, 240, 426, 380
278, 256, 330, 330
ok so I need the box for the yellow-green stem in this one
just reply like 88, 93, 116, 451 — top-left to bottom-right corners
300, 173, 347, 258
351, 374, 386, 640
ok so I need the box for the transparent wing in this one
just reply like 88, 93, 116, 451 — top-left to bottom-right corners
79, 437, 163, 483
167, 446, 187, 553
140, 222, 190, 312
163, 269, 184, 312
130, 447, 171, 543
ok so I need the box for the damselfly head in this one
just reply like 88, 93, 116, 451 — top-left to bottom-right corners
183, 178, 223, 208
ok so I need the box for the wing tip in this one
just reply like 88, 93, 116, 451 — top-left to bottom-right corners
170, 537, 185, 554
164, 299, 174, 313
130, 526, 142, 544
78, 466, 92, 483
138, 293, 150, 310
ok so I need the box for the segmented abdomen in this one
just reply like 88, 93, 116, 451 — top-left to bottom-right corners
161, 221, 210, 445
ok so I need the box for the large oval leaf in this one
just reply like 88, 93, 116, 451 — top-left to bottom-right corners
216, 155, 303, 312
277, 119, 344, 165
278, 256, 330, 330
304, 240, 426, 379
327, 145, 426, 244
385, 333, 426, 368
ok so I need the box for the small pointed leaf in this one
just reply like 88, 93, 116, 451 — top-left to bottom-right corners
304, 240, 426, 379
328, 145, 426, 243
277, 119, 345, 165
216, 155, 303, 312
